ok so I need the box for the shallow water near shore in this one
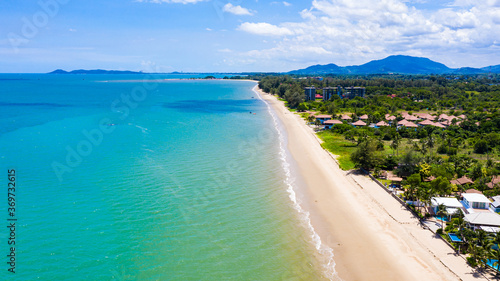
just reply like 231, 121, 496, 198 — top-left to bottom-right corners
0, 74, 332, 280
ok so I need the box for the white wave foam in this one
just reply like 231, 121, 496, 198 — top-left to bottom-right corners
128, 123, 149, 134
253, 85, 340, 281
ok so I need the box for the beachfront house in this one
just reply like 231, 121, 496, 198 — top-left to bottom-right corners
385, 115, 397, 124
431, 197, 463, 220
487, 176, 500, 189
461, 193, 491, 214
305, 87, 316, 101
451, 176, 474, 187
397, 120, 418, 129
491, 196, 500, 213
352, 120, 367, 127
431, 197, 464, 219
375, 121, 389, 128
418, 119, 435, 127
315, 114, 332, 125
464, 212, 500, 232
323, 119, 342, 129
341, 114, 352, 121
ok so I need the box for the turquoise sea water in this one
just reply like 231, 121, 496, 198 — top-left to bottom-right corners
0, 74, 333, 280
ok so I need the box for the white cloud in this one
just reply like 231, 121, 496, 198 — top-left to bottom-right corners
283, 1, 292, 6
234, 0, 500, 68
218, 48, 233, 53
223, 3, 254, 16
238, 22, 294, 36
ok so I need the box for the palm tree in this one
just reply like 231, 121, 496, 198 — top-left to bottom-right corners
314, 119, 321, 128
436, 204, 448, 231
478, 245, 490, 270
410, 140, 421, 153
427, 133, 435, 155
468, 230, 492, 269
473, 229, 492, 269
306, 115, 315, 125
416, 185, 433, 216
455, 216, 467, 253
418, 138, 428, 155
307, 115, 316, 124
476, 230, 489, 248
490, 232, 500, 276
391, 134, 401, 157
469, 243, 480, 267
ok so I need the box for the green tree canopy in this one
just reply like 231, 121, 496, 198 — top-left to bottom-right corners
350, 138, 383, 171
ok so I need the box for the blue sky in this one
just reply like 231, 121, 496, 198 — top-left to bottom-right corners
1, 0, 499, 73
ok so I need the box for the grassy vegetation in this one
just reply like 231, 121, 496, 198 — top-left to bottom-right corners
377, 178, 392, 186
317, 131, 356, 170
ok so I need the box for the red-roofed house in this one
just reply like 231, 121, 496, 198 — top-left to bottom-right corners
376, 121, 389, 127
314, 114, 332, 124
440, 120, 452, 127
433, 122, 446, 129
418, 119, 435, 126
397, 119, 408, 126
464, 189, 483, 195
487, 176, 500, 189
341, 114, 352, 120
415, 113, 435, 120
405, 115, 420, 121
324, 119, 343, 129
451, 176, 474, 186
403, 121, 418, 128
359, 114, 369, 120
438, 114, 449, 121
352, 120, 367, 127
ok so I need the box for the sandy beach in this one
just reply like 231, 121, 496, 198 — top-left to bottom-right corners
254, 85, 489, 281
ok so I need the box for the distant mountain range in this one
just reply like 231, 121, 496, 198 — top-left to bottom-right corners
49, 55, 500, 75
288, 55, 500, 75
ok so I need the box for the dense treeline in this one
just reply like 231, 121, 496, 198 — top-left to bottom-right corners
258, 74, 500, 114
258, 74, 500, 195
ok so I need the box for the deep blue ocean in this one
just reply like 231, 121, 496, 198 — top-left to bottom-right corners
0, 74, 332, 280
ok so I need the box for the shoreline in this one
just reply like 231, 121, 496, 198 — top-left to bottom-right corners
253, 85, 487, 281
254, 84, 338, 280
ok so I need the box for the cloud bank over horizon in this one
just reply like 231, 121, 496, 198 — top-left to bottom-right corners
231, 0, 500, 70
0, 0, 499, 72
